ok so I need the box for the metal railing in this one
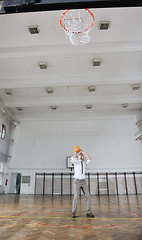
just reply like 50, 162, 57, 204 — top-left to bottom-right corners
35, 171, 142, 196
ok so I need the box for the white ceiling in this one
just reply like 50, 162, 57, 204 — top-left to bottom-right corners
0, 7, 142, 120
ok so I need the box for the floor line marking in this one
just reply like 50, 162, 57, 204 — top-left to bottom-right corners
1, 216, 142, 220
0, 210, 142, 229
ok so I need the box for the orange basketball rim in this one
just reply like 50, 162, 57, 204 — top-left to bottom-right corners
60, 9, 95, 34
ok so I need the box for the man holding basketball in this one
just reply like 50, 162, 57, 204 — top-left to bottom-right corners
71, 149, 94, 218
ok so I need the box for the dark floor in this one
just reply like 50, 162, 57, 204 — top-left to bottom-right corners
0, 194, 142, 240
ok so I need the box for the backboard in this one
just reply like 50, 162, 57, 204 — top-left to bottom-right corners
1, 0, 142, 14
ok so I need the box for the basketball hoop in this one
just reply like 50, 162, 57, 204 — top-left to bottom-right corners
60, 9, 94, 46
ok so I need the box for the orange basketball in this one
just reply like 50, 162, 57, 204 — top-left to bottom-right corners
73, 146, 81, 153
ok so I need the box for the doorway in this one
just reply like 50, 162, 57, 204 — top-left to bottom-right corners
9, 173, 21, 194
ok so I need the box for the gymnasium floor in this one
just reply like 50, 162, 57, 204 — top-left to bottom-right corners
0, 194, 142, 240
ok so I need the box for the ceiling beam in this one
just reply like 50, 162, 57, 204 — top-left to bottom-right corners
3, 95, 142, 107
0, 77, 141, 89
0, 42, 142, 59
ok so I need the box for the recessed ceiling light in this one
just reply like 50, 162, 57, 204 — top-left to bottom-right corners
132, 84, 140, 90
122, 103, 128, 108
39, 62, 47, 69
93, 59, 101, 66
88, 86, 96, 92
51, 106, 57, 110
28, 25, 40, 34
46, 87, 53, 94
17, 107, 23, 111
99, 21, 110, 30
86, 105, 92, 110
5, 89, 13, 96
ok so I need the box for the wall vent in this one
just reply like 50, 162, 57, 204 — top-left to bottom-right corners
51, 106, 57, 110
99, 21, 110, 30
39, 62, 47, 69
28, 25, 39, 34
17, 107, 23, 111
132, 84, 140, 90
46, 88, 53, 94
5, 89, 12, 95
122, 103, 128, 108
93, 59, 101, 66
86, 105, 92, 110
88, 86, 96, 92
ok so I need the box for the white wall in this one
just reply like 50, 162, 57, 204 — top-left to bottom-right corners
9, 110, 142, 194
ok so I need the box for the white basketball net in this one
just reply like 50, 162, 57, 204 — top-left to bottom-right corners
60, 9, 94, 46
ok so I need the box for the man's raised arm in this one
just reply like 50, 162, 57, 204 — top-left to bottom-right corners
81, 150, 91, 161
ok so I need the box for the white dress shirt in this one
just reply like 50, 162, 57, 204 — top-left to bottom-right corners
71, 156, 91, 179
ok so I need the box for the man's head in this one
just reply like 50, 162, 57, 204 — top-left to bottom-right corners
78, 152, 84, 161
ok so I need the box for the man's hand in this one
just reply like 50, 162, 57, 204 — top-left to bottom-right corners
81, 149, 91, 161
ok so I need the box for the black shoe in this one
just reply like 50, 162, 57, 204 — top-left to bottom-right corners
72, 212, 77, 218
86, 212, 94, 218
